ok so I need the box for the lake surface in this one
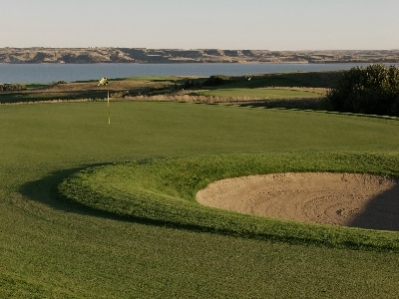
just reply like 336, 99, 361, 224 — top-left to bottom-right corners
0, 62, 383, 84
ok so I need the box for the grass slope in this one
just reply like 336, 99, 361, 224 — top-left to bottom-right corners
198, 87, 325, 99
60, 153, 399, 251
2, 101, 399, 298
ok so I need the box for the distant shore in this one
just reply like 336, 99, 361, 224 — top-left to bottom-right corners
1, 47, 398, 64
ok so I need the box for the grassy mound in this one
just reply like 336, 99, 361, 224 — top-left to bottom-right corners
59, 152, 399, 251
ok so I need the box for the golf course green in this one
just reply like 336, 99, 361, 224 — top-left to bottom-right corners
2, 100, 399, 298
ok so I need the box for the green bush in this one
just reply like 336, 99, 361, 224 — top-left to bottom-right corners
53, 80, 68, 85
0, 83, 27, 91
111, 91, 130, 99
327, 64, 399, 116
202, 75, 232, 86
183, 79, 199, 88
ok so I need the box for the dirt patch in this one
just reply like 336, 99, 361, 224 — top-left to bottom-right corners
196, 173, 399, 231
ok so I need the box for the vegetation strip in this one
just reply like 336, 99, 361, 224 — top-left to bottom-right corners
59, 152, 399, 251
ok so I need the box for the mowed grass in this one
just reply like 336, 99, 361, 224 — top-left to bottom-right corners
199, 87, 326, 99
59, 153, 399, 251
2, 101, 399, 298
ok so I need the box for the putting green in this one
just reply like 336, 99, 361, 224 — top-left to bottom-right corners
3, 101, 399, 298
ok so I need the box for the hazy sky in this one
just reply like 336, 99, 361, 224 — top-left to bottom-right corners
3, 0, 399, 50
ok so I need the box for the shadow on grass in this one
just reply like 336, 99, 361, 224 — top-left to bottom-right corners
0, 91, 108, 104
19, 164, 110, 216
17, 165, 241, 235
239, 98, 330, 110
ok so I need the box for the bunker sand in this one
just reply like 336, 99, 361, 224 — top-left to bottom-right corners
196, 173, 399, 231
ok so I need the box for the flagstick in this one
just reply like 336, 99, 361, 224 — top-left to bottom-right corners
108, 90, 110, 125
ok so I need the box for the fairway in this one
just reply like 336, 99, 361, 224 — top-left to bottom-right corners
199, 87, 326, 99
2, 101, 399, 298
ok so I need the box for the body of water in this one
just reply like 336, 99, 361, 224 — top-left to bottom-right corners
0, 62, 387, 84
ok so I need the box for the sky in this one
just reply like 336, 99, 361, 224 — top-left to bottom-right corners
2, 0, 399, 50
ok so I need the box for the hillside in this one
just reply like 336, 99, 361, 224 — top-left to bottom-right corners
1, 47, 399, 64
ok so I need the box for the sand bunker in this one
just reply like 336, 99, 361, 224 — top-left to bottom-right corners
196, 173, 399, 231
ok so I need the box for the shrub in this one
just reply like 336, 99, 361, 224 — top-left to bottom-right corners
183, 79, 198, 88
0, 83, 27, 91
53, 80, 68, 85
327, 64, 399, 116
111, 91, 129, 99
203, 75, 232, 86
